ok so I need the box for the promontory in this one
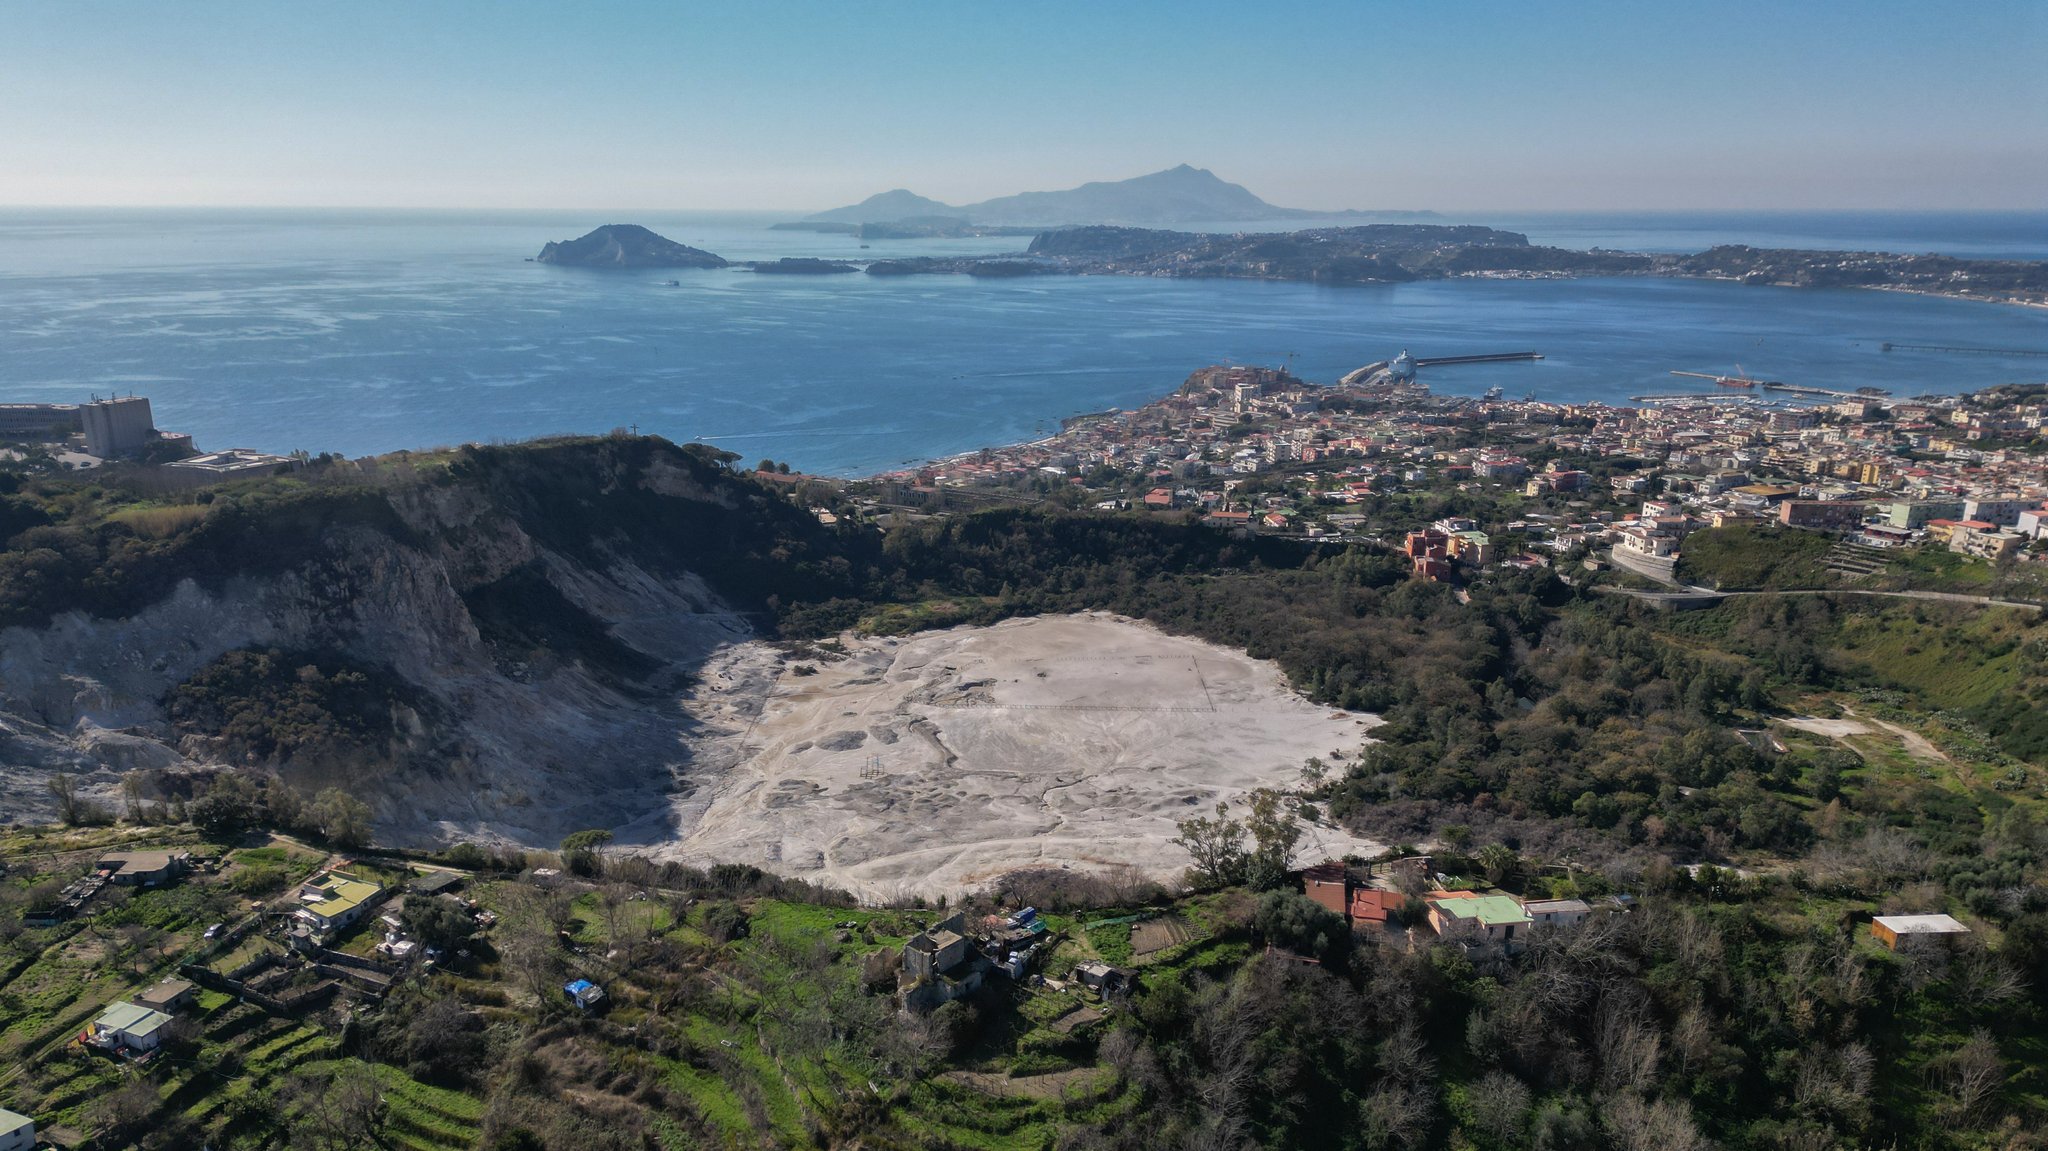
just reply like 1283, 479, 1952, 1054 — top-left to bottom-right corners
535, 224, 727, 268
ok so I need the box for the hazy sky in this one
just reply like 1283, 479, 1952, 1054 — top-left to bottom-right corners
4, 0, 2044, 212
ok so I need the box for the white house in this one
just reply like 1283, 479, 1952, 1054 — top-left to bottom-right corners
1523, 899, 1593, 930
0, 1106, 33, 1151
89, 1001, 175, 1053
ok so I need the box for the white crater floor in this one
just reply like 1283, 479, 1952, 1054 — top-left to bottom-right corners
653, 612, 1383, 901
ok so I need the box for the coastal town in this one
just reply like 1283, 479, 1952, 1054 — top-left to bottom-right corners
17, 358, 2048, 602
832, 357, 2048, 592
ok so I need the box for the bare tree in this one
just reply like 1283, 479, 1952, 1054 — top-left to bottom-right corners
1794, 1042, 1874, 1126
1467, 1070, 1532, 1146
1602, 1094, 1711, 1151
1952, 950, 2027, 1012
279, 1062, 387, 1150
1594, 996, 1664, 1095
1669, 1005, 1716, 1082
89, 1076, 161, 1145
502, 920, 566, 1005
1360, 1079, 1431, 1151
45, 772, 79, 825
1933, 1029, 2005, 1121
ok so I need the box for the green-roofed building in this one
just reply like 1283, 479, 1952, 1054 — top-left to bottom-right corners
1425, 893, 1534, 947
89, 1000, 175, 1052
296, 870, 385, 934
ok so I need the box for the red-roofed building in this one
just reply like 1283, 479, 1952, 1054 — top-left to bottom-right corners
1303, 863, 1348, 917
1404, 530, 1449, 559
1347, 889, 1403, 926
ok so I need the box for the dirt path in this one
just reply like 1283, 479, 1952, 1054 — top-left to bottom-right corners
1780, 709, 1949, 764
944, 1066, 1110, 1099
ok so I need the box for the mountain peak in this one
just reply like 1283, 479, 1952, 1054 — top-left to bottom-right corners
801, 165, 1424, 228
805, 188, 960, 225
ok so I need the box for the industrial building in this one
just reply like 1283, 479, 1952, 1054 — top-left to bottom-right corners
164, 448, 295, 480
0, 402, 82, 439
82, 395, 157, 457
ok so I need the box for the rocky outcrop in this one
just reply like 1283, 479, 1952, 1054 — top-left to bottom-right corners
535, 224, 727, 269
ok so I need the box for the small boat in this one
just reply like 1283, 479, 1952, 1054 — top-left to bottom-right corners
662, 279, 680, 287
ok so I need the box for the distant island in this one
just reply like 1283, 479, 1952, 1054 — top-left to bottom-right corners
781, 163, 1438, 230
860, 224, 1652, 284
530, 220, 2048, 306
535, 223, 727, 268
851, 225, 2048, 304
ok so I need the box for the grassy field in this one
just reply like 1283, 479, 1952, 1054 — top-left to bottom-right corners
1677, 522, 1837, 589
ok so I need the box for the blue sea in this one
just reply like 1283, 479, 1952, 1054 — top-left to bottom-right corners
2, 208, 2046, 476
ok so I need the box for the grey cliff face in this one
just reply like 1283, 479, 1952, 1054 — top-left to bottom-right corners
0, 464, 750, 847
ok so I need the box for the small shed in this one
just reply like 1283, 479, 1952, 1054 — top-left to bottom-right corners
564, 979, 606, 1010
1523, 899, 1593, 930
1871, 913, 1970, 950
96, 850, 188, 887
410, 870, 464, 897
1073, 962, 1133, 996
133, 978, 197, 1014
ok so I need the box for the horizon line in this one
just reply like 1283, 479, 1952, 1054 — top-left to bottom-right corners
3, 202, 2045, 216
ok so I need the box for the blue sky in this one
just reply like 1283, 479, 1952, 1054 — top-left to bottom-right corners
2, 0, 2043, 210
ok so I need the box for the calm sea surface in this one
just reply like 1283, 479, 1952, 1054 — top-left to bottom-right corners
2, 209, 2046, 475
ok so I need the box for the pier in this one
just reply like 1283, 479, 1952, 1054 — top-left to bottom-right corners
1628, 392, 1764, 403
1881, 342, 2048, 358
1413, 352, 1544, 367
1340, 351, 1541, 387
1760, 382, 1892, 400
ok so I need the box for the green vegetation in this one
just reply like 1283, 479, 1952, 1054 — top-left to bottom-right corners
1676, 522, 1835, 588
167, 647, 423, 768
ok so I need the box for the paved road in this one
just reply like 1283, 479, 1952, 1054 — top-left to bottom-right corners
1599, 584, 2043, 612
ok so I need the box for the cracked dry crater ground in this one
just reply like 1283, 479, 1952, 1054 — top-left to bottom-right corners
649, 613, 1383, 901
